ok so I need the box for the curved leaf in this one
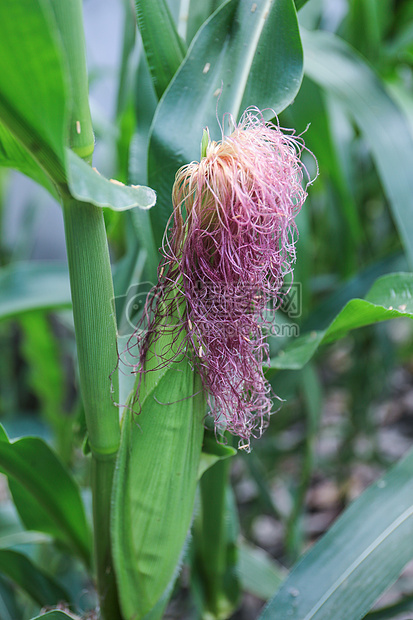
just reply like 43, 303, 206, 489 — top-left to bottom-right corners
198, 431, 237, 480
67, 150, 156, 211
0, 122, 57, 197
0, 0, 67, 182
303, 28, 413, 268
0, 262, 71, 321
135, 0, 186, 98
271, 273, 413, 370
0, 424, 91, 566
238, 540, 286, 600
0, 549, 69, 608
148, 0, 303, 244
260, 448, 413, 619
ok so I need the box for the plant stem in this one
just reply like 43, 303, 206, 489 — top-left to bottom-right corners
63, 198, 122, 620
50, 2, 122, 616
198, 450, 235, 619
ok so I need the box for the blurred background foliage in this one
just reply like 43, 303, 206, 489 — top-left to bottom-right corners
0, 0, 413, 618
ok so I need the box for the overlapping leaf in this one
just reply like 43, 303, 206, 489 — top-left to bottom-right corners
148, 0, 303, 244
0, 0, 156, 212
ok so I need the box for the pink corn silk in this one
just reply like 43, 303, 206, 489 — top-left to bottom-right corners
133, 108, 314, 448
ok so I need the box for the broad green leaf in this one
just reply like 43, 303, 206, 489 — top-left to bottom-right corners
0, 549, 69, 608
303, 28, 413, 268
136, 0, 186, 98
260, 447, 413, 619
112, 355, 205, 619
271, 273, 413, 370
0, 0, 157, 212
0, 424, 91, 566
148, 0, 303, 244
0, 262, 71, 321
67, 150, 156, 211
238, 540, 286, 600
301, 252, 406, 333
0, 0, 67, 183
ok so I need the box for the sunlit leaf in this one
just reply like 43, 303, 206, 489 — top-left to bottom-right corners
271, 273, 413, 370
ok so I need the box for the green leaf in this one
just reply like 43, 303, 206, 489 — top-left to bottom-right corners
271, 273, 413, 370
0, 549, 69, 608
260, 448, 413, 619
112, 356, 205, 619
0, 0, 157, 213
198, 431, 237, 480
0, 574, 20, 620
0, 122, 57, 197
0, 424, 91, 566
303, 28, 413, 269
19, 312, 65, 426
135, 0, 186, 98
148, 0, 303, 244
0, 0, 67, 183
238, 540, 287, 600
185, 0, 227, 43
0, 262, 71, 321
67, 150, 156, 211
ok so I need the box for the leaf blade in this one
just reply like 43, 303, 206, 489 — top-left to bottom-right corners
0, 549, 69, 608
0, 425, 91, 566
271, 273, 413, 370
303, 28, 413, 268
0, 262, 71, 321
148, 0, 303, 245
259, 448, 413, 619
